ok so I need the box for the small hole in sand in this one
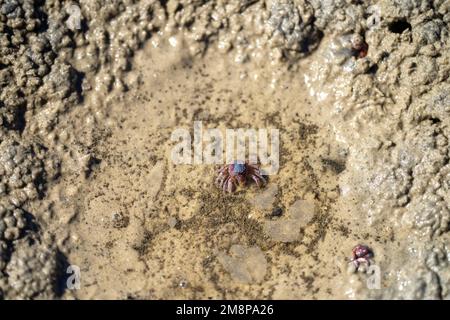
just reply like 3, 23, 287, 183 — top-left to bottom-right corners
388, 19, 411, 34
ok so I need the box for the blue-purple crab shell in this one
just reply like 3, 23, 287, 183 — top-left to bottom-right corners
215, 162, 267, 193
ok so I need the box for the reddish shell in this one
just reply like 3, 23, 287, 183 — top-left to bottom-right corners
352, 244, 371, 259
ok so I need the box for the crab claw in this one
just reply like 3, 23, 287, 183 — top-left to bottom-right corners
236, 174, 246, 186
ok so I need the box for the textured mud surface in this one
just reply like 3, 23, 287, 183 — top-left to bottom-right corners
0, 0, 449, 299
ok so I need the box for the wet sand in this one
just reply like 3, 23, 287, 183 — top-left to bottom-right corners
1, 0, 449, 299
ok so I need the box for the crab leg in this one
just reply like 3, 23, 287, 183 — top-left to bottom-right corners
227, 178, 236, 193
253, 173, 267, 185
251, 175, 263, 187
222, 177, 229, 192
217, 166, 227, 175
215, 173, 226, 186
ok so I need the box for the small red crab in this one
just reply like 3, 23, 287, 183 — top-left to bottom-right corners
351, 34, 368, 58
350, 244, 373, 270
215, 161, 267, 193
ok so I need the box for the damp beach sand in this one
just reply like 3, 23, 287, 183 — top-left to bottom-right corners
0, 0, 449, 299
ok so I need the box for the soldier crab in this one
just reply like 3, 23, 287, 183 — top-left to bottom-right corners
215, 161, 267, 193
